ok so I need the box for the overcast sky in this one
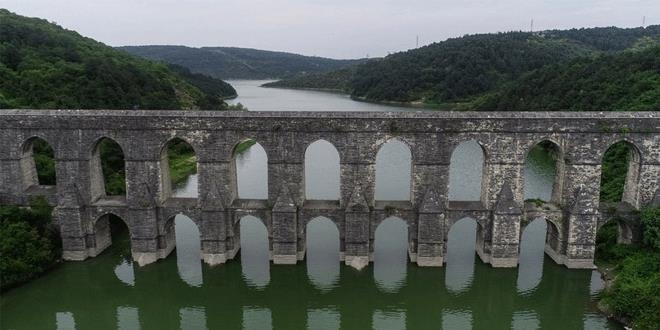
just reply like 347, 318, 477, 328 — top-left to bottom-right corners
1, 0, 657, 58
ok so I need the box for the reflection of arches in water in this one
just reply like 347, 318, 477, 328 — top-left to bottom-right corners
304, 140, 340, 200
160, 137, 198, 199
20, 137, 56, 187
600, 140, 642, 206
242, 307, 272, 330
117, 306, 139, 330
93, 213, 135, 286
511, 311, 540, 330
517, 217, 549, 294
179, 306, 208, 330
375, 139, 412, 201
374, 217, 408, 293
90, 137, 126, 199
524, 140, 563, 203
167, 214, 203, 287
307, 308, 340, 330
56, 312, 76, 330
449, 140, 485, 201
238, 216, 270, 288
233, 140, 268, 199
305, 216, 340, 290
373, 309, 406, 330
445, 217, 478, 293
442, 310, 473, 329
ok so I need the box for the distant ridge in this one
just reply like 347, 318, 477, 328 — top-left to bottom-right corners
118, 45, 367, 80
266, 25, 660, 111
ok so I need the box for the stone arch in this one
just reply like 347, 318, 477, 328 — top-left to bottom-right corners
231, 139, 269, 200
166, 213, 204, 286
375, 138, 412, 201
523, 139, 565, 204
20, 136, 56, 189
89, 137, 126, 200
159, 137, 198, 200
304, 139, 340, 200
89, 212, 131, 257
448, 139, 487, 201
600, 140, 643, 207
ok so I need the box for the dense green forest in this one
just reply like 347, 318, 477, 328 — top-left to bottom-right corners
595, 207, 660, 329
262, 66, 355, 92
270, 26, 660, 109
475, 45, 660, 111
0, 197, 58, 291
119, 45, 366, 80
0, 9, 235, 110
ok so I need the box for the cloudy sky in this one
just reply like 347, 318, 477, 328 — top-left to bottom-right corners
1, 0, 657, 58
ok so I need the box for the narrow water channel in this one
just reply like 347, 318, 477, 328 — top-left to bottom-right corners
0, 81, 619, 329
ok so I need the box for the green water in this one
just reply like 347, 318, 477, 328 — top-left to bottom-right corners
0, 221, 616, 329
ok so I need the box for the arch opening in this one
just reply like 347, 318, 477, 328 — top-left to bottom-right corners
238, 215, 270, 288
517, 217, 554, 293
600, 141, 642, 206
445, 217, 478, 293
305, 216, 340, 290
160, 138, 198, 199
375, 139, 412, 201
374, 216, 408, 292
449, 140, 485, 201
93, 213, 135, 285
304, 140, 340, 200
233, 139, 268, 200
21, 137, 56, 189
168, 214, 203, 287
595, 218, 636, 262
524, 140, 563, 203
90, 138, 126, 200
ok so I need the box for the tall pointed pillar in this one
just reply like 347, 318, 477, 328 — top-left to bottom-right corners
564, 186, 597, 269
490, 182, 522, 267
272, 186, 298, 264
417, 188, 445, 266
344, 185, 371, 270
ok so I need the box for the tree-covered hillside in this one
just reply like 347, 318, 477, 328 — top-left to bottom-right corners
262, 66, 355, 92
0, 9, 235, 110
476, 45, 660, 111
119, 45, 366, 80
269, 26, 660, 109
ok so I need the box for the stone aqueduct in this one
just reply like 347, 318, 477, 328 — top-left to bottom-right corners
1, 110, 659, 270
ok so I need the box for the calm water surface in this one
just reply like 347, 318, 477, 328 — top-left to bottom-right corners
1, 81, 619, 329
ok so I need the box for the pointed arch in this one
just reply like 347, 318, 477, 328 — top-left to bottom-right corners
375, 138, 412, 201
232, 139, 268, 200
449, 140, 486, 201
160, 137, 198, 199
524, 140, 564, 204
600, 140, 642, 207
91, 212, 131, 257
90, 137, 126, 200
20, 136, 56, 189
304, 140, 340, 200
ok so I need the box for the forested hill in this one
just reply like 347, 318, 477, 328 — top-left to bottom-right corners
0, 10, 236, 110
474, 45, 660, 111
268, 26, 660, 109
118, 45, 366, 79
